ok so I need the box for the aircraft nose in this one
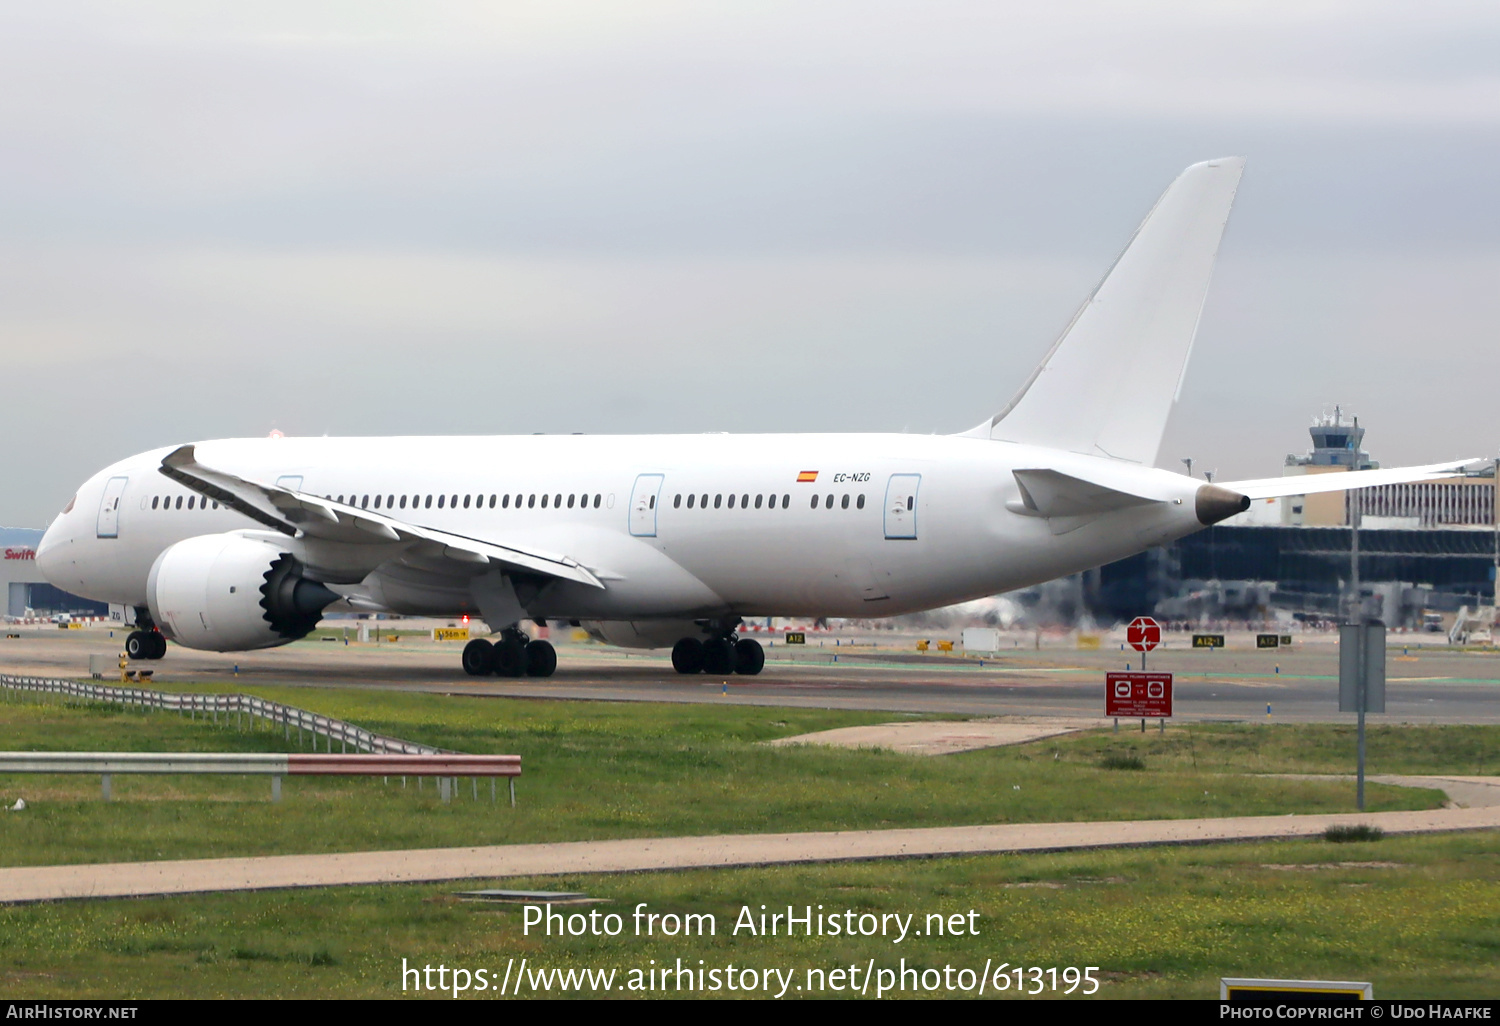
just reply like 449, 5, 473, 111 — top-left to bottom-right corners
34, 502, 75, 582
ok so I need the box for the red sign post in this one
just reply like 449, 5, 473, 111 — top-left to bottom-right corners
1106, 672, 1173, 719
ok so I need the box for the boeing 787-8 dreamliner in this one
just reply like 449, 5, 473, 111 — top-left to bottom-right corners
34, 159, 1469, 678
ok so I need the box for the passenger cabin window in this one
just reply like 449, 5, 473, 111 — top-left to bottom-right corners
841, 494, 850, 509
714, 494, 722, 509
554, 493, 562, 508
528, 495, 536, 508
810, 495, 818, 509
151, 497, 159, 509
400, 496, 407, 509
424, 495, 432, 508
186, 496, 194, 510
451, 494, 458, 508
687, 494, 695, 508
754, 495, 762, 509
568, 494, 575, 509
463, 495, 471, 509
727, 494, 735, 509
673, 494, 681, 508
489, 495, 496, 508
374, 495, 382, 509
594, 494, 601, 508
857, 494, 865, 509
503, 495, 511, 509
825, 494, 834, 509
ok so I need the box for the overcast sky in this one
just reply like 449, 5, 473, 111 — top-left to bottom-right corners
4, 1, 1499, 525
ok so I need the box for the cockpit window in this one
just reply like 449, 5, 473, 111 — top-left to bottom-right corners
62, 495, 76, 514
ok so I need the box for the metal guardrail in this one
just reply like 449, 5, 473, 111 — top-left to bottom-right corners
0, 673, 445, 755
0, 675, 520, 805
0, 753, 521, 776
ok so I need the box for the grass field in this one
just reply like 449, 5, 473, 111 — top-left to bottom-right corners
2, 688, 1497, 999
0, 686, 1482, 867
2, 831, 1496, 999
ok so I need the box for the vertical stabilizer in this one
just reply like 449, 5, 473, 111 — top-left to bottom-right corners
967, 158, 1244, 464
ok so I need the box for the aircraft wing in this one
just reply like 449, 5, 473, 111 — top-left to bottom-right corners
1221, 460, 1479, 501
158, 445, 604, 589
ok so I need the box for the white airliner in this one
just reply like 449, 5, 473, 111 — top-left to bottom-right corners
34, 158, 1470, 678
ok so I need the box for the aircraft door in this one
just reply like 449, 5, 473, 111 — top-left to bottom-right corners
628, 474, 665, 537
883, 474, 921, 540
96, 476, 129, 539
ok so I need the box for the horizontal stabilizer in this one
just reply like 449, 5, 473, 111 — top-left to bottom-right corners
1009, 467, 1163, 519
1223, 460, 1479, 501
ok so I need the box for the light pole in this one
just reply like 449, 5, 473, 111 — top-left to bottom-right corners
1350, 484, 1365, 810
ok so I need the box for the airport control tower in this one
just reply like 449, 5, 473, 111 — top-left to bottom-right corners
1285, 405, 1378, 471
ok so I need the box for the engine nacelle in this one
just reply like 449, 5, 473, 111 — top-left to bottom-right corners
147, 534, 339, 652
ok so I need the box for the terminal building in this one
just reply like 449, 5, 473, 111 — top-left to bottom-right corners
1085, 409, 1499, 629
1, 527, 107, 619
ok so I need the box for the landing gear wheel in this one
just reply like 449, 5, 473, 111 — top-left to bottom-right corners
702, 637, 735, 676
493, 636, 527, 677
524, 640, 557, 677
125, 631, 151, 661
461, 639, 496, 676
671, 637, 705, 674
147, 632, 167, 659
733, 638, 764, 676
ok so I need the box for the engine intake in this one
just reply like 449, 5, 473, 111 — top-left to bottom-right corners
147, 533, 339, 652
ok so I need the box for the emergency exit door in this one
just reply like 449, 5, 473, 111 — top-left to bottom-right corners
96, 476, 129, 539
883, 474, 921, 540
629, 474, 665, 537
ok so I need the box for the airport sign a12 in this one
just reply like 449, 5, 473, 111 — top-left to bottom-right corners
1105, 672, 1173, 718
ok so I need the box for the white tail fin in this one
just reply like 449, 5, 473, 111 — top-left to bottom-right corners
966, 157, 1244, 465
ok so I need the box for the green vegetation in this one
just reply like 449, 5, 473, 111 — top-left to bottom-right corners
0, 689, 1473, 867
1061, 721, 1499, 777
1326, 824, 1385, 844
2, 831, 1497, 999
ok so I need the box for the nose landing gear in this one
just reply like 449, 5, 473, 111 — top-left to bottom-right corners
125, 630, 167, 661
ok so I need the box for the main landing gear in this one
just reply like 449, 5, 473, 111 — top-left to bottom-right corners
462, 629, 557, 678
125, 630, 167, 661
671, 636, 764, 676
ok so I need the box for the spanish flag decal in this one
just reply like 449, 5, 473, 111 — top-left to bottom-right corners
797, 471, 818, 483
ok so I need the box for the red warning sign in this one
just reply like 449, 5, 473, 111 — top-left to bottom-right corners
1105, 672, 1173, 718
1126, 616, 1162, 653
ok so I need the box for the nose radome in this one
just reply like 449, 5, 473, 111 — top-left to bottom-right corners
35, 520, 65, 580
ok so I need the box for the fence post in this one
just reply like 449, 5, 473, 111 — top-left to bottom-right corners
272, 776, 282, 802
101, 774, 111, 801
